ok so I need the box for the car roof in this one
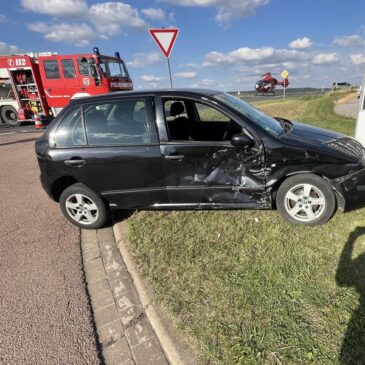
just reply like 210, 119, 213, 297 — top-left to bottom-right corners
69, 88, 222, 105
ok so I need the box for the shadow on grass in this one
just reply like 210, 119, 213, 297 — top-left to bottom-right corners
110, 209, 134, 227
336, 226, 365, 364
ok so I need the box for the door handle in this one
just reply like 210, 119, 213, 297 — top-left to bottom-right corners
164, 155, 184, 160
64, 159, 86, 166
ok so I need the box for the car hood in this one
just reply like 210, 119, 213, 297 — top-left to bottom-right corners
285, 122, 343, 142
282, 121, 365, 159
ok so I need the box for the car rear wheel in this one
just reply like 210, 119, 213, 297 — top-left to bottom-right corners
276, 174, 336, 226
59, 183, 109, 229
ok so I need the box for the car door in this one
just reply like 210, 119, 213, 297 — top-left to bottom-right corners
50, 96, 168, 209
156, 96, 267, 208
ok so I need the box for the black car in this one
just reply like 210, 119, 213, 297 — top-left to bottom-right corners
35, 89, 365, 229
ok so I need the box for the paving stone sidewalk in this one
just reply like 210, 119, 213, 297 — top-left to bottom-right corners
81, 227, 168, 365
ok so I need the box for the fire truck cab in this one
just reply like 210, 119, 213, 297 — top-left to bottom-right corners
0, 47, 133, 126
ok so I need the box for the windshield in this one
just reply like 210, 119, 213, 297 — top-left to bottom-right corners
99, 58, 129, 78
214, 92, 284, 136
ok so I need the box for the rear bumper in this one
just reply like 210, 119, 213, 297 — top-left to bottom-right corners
331, 167, 365, 212
39, 172, 53, 200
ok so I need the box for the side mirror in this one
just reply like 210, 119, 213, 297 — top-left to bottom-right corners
231, 133, 252, 148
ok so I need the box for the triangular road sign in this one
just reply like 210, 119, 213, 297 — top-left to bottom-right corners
148, 28, 179, 58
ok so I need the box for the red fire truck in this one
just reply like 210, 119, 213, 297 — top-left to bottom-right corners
0, 47, 133, 126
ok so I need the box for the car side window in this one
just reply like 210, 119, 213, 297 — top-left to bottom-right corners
164, 100, 188, 121
195, 103, 230, 122
43, 60, 61, 79
54, 107, 86, 146
163, 98, 242, 142
61, 59, 76, 79
84, 99, 151, 145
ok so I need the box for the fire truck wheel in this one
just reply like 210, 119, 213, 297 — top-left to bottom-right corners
1, 106, 19, 126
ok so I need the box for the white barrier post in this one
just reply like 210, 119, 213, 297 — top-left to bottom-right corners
355, 70, 365, 145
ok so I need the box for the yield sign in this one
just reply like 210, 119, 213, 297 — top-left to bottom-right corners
148, 28, 179, 58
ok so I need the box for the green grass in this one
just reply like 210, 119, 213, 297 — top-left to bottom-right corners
252, 92, 356, 136
125, 92, 365, 364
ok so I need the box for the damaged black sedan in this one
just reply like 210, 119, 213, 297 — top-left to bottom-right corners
35, 89, 365, 229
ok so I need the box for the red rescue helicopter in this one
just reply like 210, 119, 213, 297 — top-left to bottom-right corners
255, 73, 289, 95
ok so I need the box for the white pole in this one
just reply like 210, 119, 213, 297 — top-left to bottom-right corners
355, 67, 365, 142
283, 79, 286, 99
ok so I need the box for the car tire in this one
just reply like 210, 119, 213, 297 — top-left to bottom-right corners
59, 183, 109, 229
276, 174, 336, 226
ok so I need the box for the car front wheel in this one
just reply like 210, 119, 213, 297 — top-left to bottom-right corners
59, 183, 109, 229
276, 174, 336, 226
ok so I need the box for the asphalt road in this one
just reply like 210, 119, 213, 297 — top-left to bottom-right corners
334, 95, 360, 119
0, 132, 101, 364
0, 122, 36, 136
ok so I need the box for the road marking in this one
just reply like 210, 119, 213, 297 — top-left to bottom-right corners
0, 132, 16, 136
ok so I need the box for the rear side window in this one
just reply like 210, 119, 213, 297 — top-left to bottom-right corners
43, 60, 60, 79
84, 99, 151, 145
54, 107, 86, 146
61, 59, 76, 79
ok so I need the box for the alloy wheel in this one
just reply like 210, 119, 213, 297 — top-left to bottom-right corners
284, 183, 326, 222
65, 193, 99, 225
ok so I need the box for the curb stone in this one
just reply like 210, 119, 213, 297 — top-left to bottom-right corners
81, 227, 169, 365
113, 221, 187, 365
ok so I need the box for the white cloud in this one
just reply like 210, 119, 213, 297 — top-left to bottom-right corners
23, 1, 153, 44
179, 62, 200, 69
161, 0, 269, 25
289, 37, 312, 49
21, 0, 88, 17
0, 41, 20, 55
89, 2, 148, 36
350, 53, 365, 65
140, 75, 163, 82
127, 52, 162, 68
27, 22, 99, 47
141, 8, 166, 21
312, 52, 339, 65
191, 78, 216, 88
203, 47, 308, 67
0, 14, 8, 23
147, 82, 159, 88
281, 62, 297, 70
333, 35, 365, 47
174, 71, 197, 79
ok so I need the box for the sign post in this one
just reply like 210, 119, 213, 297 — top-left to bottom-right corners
281, 69, 289, 99
148, 28, 179, 89
166, 57, 173, 89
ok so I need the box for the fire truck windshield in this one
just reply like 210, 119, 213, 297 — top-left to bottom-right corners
99, 59, 129, 78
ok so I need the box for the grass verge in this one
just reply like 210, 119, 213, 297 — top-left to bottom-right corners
126, 92, 365, 364
251, 92, 356, 136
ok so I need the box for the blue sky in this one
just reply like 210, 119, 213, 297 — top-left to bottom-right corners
1, 0, 365, 91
